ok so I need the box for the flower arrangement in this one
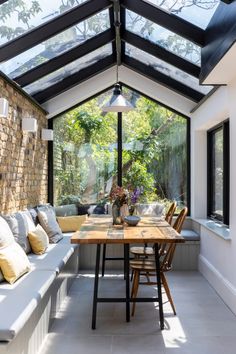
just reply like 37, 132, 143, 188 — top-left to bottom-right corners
109, 185, 128, 206
127, 186, 142, 215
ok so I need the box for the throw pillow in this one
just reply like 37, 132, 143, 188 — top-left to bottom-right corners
57, 215, 87, 232
0, 216, 15, 248
0, 242, 31, 284
54, 204, 78, 217
37, 207, 63, 243
28, 224, 49, 255
2, 210, 35, 254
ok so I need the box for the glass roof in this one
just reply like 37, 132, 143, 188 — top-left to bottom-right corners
144, 0, 220, 29
0, 0, 221, 105
125, 43, 212, 95
0, 9, 110, 79
126, 9, 201, 66
0, 0, 88, 46
24, 43, 112, 95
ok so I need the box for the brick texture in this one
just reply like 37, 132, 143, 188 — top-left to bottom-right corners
0, 76, 48, 213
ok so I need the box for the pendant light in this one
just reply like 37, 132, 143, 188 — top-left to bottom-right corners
102, 67, 134, 112
102, 0, 135, 113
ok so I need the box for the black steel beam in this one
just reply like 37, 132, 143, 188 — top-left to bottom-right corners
0, 0, 112, 62
0, 1, 8, 4
15, 29, 114, 86
33, 55, 115, 104
123, 55, 204, 102
121, 0, 205, 47
123, 30, 200, 78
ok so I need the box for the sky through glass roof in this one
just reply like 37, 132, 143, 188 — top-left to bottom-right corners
0, 0, 89, 46
144, 0, 220, 29
126, 9, 201, 66
125, 43, 212, 95
0, 9, 110, 79
24, 43, 113, 95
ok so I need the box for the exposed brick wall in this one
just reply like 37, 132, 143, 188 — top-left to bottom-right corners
0, 76, 48, 213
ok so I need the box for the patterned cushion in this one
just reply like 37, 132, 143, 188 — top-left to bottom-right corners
2, 211, 35, 254
37, 206, 63, 243
0, 216, 15, 249
28, 208, 39, 225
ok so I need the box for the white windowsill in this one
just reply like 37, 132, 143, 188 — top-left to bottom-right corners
193, 218, 231, 240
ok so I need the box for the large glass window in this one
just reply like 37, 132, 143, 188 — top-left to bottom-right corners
53, 88, 189, 210
53, 89, 117, 205
207, 120, 229, 225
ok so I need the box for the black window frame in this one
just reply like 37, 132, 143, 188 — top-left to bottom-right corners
207, 119, 229, 226
48, 85, 191, 214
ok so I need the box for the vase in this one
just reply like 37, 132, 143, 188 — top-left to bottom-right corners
120, 204, 129, 223
129, 204, 136, 216
112, 202, 122, 225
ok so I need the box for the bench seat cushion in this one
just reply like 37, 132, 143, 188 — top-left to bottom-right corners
181, 229, 200, 241
0, 270, 55, 341
28, 244, 75, 273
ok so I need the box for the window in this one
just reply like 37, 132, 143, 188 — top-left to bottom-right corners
207, 120, 229, 225
52, 87, 190, 211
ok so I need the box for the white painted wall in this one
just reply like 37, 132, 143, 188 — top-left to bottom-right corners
191, 82, 236, 314
44, 65, 195, 119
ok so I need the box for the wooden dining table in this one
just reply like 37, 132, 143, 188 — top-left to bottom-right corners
71, 215, 184, 330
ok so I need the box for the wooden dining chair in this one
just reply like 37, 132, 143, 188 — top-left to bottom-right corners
130, 201, 177, 258
130, 206, 188, 316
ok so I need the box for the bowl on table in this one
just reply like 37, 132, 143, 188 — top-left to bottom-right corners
124, 215, 141, 226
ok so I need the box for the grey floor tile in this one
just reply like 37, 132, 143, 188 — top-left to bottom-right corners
39, 271, 236, 354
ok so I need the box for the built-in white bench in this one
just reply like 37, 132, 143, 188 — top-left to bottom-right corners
0, 232, 78, 354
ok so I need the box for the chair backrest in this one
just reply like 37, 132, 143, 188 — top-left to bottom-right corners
161, 206, 188, 272
172, 206, 188, 233
165, 201, 177, 224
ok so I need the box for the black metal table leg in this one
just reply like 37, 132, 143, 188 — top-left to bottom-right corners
92, 244, 101, 330
123, 244, 126, 280
154, 243, 164, 330
124, 243, 130, 322
101, 244, 106, 277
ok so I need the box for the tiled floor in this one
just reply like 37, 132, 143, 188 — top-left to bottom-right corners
39, 271, 236, 354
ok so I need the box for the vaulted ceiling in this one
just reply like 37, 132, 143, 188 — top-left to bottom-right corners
0, 0, 232, 116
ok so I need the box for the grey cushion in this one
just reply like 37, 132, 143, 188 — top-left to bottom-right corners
37, 206, 63, 243
0, 269, 55, 341
136, 203, 165, 217
28, 244, 74, 273
59, 232, 78, 249
181, 229, 200, 241
2, 211, 35, 254
54, 204, 78, 217
0, 216, 15, 248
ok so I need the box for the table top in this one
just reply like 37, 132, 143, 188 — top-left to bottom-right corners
71, 215, 184, 244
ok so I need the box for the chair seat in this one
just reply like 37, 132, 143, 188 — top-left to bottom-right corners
130, 246, 154, 255
130, 259, 156, 271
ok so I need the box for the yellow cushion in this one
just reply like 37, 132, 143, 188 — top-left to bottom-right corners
28, 224, 49, 255
0, 242, 31, 284
57, 215, 87, 232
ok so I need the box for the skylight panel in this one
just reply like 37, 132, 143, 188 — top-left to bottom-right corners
23, 43, 112, 95
125, 43, 212, 95
0, 0, 88, 46
0, 10, 110, 79
144, 0, 220, 29
126, 9, 201, 66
